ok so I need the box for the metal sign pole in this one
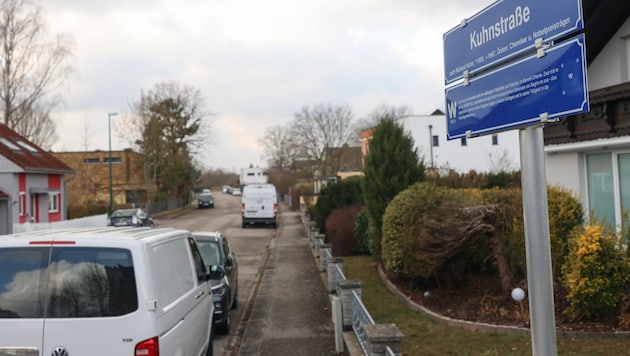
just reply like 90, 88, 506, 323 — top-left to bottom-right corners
519, 125, 558, 355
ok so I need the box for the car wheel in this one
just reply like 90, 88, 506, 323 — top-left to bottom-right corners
217, 304, 230, 334
231, 287, 238, 309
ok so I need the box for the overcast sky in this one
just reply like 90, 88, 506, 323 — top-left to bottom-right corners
45, 0, 491, 172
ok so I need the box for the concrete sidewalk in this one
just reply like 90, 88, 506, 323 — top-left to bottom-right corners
237, 205, 338, 355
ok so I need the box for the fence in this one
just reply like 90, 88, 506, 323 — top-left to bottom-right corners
13, 214, 108, 233
149, 198, 185, 214
304, 215, 403, 356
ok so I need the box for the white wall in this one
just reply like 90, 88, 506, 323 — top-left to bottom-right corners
402, 114, 521, 173
587, 17, 630, 91
544, 151, 582, 193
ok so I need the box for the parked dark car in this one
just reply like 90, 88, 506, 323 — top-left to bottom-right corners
193, 231, 238, 334
198, 193, 215, 208
108, 208, 154, 227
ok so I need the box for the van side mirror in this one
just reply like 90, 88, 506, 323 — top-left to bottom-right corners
207, 265, 225, 280
225, 256, 234, 267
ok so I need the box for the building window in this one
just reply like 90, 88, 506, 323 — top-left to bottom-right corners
83, 157, 100, 164
492, 135, 498, 145
586, 152, 615, 227
104, 157, 121, 164
432, 135, 439, 147
14, 139, 38, 153
460, 137, 467, 146
49, 192, 60, 213
19, 192, 26, 216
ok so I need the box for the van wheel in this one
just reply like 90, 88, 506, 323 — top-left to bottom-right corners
217, 308, 230, 334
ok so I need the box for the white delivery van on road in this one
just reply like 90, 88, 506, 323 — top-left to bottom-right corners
0, 227, 223, 356
241, 184, 278, 228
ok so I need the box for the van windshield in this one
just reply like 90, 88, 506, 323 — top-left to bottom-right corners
0, 247, 137, 318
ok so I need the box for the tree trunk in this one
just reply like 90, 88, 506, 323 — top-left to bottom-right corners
488, 229, 512, 298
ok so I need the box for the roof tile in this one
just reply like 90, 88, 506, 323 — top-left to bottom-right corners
0, 123, 73, 173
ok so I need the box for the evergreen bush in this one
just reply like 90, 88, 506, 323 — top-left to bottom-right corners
354, 208, 371, 255
562, 221, 629, 320
312, 176, 363, 233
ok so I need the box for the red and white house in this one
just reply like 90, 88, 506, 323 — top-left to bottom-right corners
0, 124, 74, 234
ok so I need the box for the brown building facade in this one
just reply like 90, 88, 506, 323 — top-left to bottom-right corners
53, 149, 154, 208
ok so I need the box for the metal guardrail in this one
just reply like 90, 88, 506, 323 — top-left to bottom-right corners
351, 290, 375, 354
385, 346, 396, 356
333, 260, 346, 281
307, 219, 400, 355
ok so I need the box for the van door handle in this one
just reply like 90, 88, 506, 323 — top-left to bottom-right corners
195, 291, 205, 299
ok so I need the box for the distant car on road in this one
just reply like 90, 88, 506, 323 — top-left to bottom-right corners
108, 208, 154, 227
222, 185, 232, 194
198, 193, 215, 208
231, 187, 241, 196
194, 231, 238, 334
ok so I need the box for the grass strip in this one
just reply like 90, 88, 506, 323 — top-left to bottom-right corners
344, 255, 628, 355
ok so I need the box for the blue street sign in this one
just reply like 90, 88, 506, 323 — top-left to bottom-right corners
445, 34, 588, 139
443, 0, 583, 84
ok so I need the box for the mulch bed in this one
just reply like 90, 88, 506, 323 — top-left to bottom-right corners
385, 270, 628, 333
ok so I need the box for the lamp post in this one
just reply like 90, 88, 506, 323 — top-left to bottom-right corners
108, 112, 118, 215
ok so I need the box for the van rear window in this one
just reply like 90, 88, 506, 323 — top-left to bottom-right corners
0, 247, 137, 318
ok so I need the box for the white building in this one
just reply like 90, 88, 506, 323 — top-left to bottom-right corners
400, 110, 521, 173
543, 5, 630, 228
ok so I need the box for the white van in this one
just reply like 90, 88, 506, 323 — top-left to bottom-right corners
241, 184, 278, 228
0, 227, 222, 356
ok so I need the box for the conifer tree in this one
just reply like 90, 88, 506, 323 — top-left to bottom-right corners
361, 117, 425, 258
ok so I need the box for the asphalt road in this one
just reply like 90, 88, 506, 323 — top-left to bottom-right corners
154, 191, 277, 356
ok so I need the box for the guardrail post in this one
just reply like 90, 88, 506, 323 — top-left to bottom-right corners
327, 257, 343, 293
320, 243, 333, 271
339, 279, 362, 331
314, 237, 325, 257
364, 324, 404, 356
331, 295, 345, 353
312, 233, 325, 249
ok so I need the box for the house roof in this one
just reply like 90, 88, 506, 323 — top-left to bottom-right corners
0, 124, 74, 174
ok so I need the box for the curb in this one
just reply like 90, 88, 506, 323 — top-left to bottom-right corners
376, 264, 630, 339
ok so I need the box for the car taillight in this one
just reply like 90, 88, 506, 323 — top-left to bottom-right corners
242, 203, 245, 215
274, 203, 277, 214
135, 337, 159, 356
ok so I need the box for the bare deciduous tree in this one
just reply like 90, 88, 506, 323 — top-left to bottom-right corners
259, 124, 299, 172
290, 103, 357, 178
487, 148, 514, 173
0, 0, 73, 147
361, 103, 411, 128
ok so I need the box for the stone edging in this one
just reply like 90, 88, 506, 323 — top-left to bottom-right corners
377, 264, 630, 339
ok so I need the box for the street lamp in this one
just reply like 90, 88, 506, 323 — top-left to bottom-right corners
108, 112, 118, 215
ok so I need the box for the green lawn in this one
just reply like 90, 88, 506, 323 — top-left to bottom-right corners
343, 255, 628, 356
